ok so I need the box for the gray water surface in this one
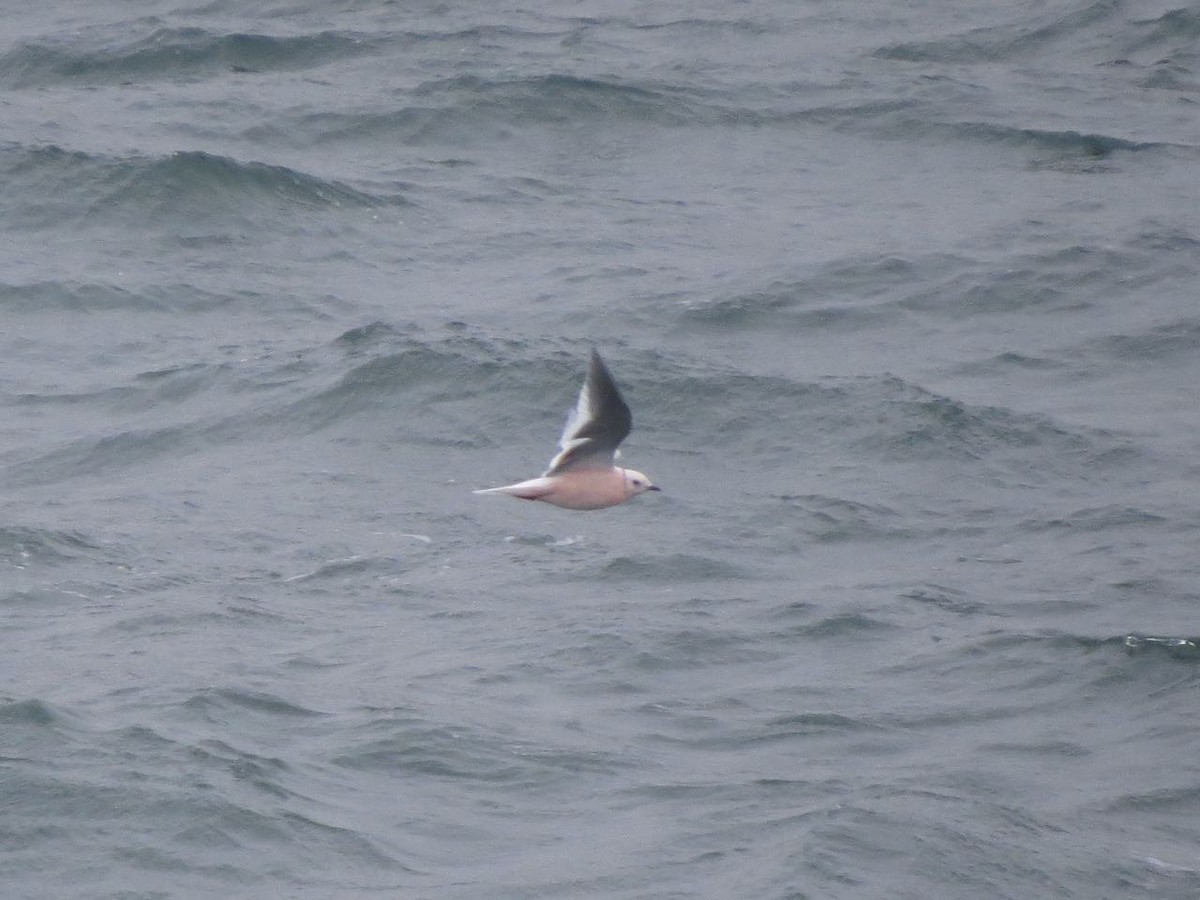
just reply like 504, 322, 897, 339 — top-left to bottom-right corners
3, 2, 1200, 898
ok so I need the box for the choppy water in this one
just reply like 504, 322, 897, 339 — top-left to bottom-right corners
4, 1, 1200, 897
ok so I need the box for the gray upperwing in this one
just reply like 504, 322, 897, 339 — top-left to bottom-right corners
544, 350, 633, 475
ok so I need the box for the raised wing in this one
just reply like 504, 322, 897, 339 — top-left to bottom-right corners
544, 350, 633, 475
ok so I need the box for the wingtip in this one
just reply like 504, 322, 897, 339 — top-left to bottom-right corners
587, 347, 617, 382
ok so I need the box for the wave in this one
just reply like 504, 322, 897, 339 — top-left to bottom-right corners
0, 279, 345, 323
1019, 505, 1170, 534
691, 237, 1183, 340
0, 696, 69, 726
0, 525, 101, 566
1121, 7, 1200, 59
3, 324, 511, 487
897, 244, 1131, 318
779, 494, 907, 544
333, 710, 630, 785
298, 73, 709, 148
574, 553, 751, 582
873, 0, 1122, 63
951, 122, 1166, 158
183, 687, 327, 720
649, 359, 1134, 480
1090, 317, 1200, 363
676, 254, 964, 329
836, 112, 1175, 163
1123, 634, 1200, 662
0, 143, 407, 231
2, 703, 412, 887
6, 424, 200, 486
415, 73, 699, 124
124, 149, 401, 209
0, 27, 380, 88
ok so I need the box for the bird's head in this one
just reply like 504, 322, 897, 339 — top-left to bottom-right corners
621, 468, 661, 498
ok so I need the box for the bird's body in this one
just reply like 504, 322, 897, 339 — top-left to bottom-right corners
474, 467, 649, 510
474, 350, 659, 510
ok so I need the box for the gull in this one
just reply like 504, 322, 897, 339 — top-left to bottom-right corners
474, 350, 660, 510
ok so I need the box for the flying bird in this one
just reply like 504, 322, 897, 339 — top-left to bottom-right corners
474, 350, 660, 510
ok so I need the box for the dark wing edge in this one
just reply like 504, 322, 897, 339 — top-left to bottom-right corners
543, 350, 633, 475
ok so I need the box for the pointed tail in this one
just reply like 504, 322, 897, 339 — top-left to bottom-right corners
472, 477, 554, 501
